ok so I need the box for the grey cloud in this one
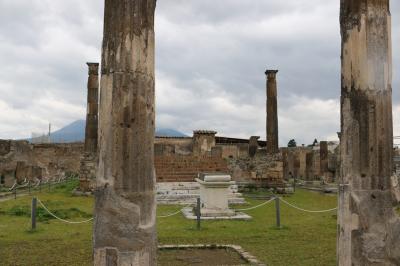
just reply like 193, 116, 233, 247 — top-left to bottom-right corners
0, 0, 399, 144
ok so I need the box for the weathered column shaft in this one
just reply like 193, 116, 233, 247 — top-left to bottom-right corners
249, 136, 260, 157
94, 0, 157, 265
305, 152, 314, 180
339, 1, 400, 265
266, 70, 279, 154
319, 141, 328, 177
84, 63, 99, 153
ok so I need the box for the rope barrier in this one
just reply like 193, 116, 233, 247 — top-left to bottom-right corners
234, 197, 276, 211
37, 198, 94, 224
34, 180, 41, 188
279, 198, 338, 213
8, 182, 17, 191
157, 204, 192, 218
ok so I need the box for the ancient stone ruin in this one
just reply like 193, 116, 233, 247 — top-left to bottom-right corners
79, 62, 99, 192
93, 0, 157, 265
0, 140, 82, 186
1, 1, 399, 265
266, 70, 279, 155
281, 141, 339, 183
338, 0, 400, 264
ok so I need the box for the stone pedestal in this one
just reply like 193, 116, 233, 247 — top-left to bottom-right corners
196, 173, 235, 217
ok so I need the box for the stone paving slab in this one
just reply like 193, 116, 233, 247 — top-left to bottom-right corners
158, 244, 266, 266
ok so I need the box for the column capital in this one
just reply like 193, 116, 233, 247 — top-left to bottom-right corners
265, 70, 278, 78
87, 62, 99, 75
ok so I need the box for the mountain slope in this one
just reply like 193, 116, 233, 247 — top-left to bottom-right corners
156, 128, 187, 137
50, 119, 86, 143
42, 120, 187, 143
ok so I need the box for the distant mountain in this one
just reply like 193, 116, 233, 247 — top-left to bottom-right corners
156, 128, 188, 138
31, 120, 188, 143
50, 119, 86, 143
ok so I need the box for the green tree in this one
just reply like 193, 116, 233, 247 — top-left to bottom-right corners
288, 139, 297, 148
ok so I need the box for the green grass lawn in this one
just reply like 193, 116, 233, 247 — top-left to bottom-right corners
0, 181, 338, 266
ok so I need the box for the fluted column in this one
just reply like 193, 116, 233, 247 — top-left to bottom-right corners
79, 63, 99, 192
319, 141, 328, 178
84, 62, 99, 153
266, 70, 279, 154
94, 0, 157, 265
338, 0, 400, 264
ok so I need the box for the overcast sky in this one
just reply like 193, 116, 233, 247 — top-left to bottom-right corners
0, 0, 399, 146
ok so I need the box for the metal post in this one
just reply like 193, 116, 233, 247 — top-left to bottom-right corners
14, 185, 17, 200
196, 197, 201, 230
28, 180, 31, 195
275, 197, 281, 228
31, 197, 37, 230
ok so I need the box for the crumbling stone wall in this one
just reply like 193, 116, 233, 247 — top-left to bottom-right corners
1, 133, 283, 187
31, 143, 82, 178
154, 133, 284, 185
155, 137, 193, 156
0, 140, 11, 156
155, 155, 228, 182
15, 161, 44, 183
227, 150, 284, 185
281, 144, 339, 182
0, 140, 82, 186
193, 130, 217, 156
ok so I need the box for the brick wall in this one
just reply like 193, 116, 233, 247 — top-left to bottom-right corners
155, 155, 228, 182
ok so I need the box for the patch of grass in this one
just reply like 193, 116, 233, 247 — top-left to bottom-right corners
0, 188, 338, 266
6, 204, 91, 222
157, 189, 337, 266
48, 179, 80, 194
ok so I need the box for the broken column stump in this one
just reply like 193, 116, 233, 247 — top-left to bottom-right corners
93, 0, 157, 265
338, 0, 400, 265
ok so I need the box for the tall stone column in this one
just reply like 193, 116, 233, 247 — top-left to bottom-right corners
265, 70, 279, 154
94, 0, 157, 265
339, 1, 400, 265
305, 152, 314, 180
79, 63, 99, 192
319, 141, 328, 179
84, 62, 99, 153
